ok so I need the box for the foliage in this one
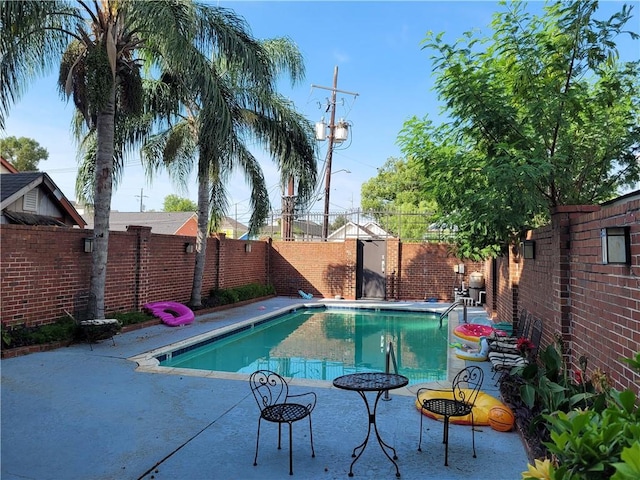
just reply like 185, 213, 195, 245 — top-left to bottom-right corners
163, 194, 197, 212
514, 338, 605, 416
2, 317, 79, 348
398, 0, 640, 259
361, 157, 440, 240
0, 136, 48, 171
205, 283, 275, 308
517, 349, 640, 479
141, 36, 316, 308
0, 312, 154, 349
111, 311, 155, 327
1, 0, 284, 320
331, 214, 348, 231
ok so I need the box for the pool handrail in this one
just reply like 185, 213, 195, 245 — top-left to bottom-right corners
383, 341, 399, 401
439, 300, 467, 327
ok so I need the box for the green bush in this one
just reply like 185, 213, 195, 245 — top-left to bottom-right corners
1, 311, 154, 349
206, 283, 275, 307
521, 351, 640, 479
2, 317, 78, 348
111, 311, 155, 327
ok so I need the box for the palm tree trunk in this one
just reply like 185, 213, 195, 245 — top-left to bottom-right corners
189, 157, 211, 308
87, 88, 116, 319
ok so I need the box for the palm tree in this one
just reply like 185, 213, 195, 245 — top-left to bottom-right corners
0, 0, 276, 318
142, 38, 317, 307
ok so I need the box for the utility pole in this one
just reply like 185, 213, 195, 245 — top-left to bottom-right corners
135, 188, 148, 212
312, 66, 358, 240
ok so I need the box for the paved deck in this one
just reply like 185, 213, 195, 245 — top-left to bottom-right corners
1, 297, 529, 480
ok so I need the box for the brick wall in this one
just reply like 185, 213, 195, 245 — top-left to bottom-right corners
217, 236, 268, 291
269, 240, 357, 299
0, 224, 245, 325
486, 199, 640, 392
3, 195, 639, 393
396, 242, 484, 301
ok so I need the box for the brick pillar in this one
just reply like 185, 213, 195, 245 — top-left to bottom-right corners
126, 225, 152, 310
551, 205, 600, 353
386, 238, 401, 300
344, 239, 358, 300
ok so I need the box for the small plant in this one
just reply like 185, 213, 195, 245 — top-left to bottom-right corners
1, 311, 154, 350
205, 283, 275, 307
517, 337, 536, 356
111, 311, 155, 327
1, 318, 78, 348
521, 351, 640, 479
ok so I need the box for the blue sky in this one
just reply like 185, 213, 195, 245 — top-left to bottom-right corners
3, 1, 638, 224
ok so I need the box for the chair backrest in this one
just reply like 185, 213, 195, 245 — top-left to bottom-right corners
529, 317, 543, 357
514, 310, 530, 339
452, 366, 484, 406
250, 370, 289, 411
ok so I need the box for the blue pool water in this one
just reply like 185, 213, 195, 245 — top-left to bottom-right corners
158, 307, 449, 385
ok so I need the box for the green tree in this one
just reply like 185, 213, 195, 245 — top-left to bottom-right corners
361, 156, 438, 240
1, 0, 276, 318
331, 214, 348, 231
398, 0, 640, 259
141, 38, 317, 307
0, 136, 48, 171
163, 194, 197, 212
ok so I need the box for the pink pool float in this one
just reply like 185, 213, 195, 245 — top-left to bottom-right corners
144, 301, 195, 327
453, 323, 507, 343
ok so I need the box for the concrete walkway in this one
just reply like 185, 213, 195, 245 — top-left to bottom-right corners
1, 297, 529, 480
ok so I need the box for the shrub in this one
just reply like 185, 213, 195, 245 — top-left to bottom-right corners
521, 352, 640, 479
206, 283, 275, 307
111, 311, 155, 327
1, 311, 154, 350
1, 318, 78, 348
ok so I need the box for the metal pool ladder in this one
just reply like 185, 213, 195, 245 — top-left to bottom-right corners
439, 299, 467, 327
383, 342, 398, 401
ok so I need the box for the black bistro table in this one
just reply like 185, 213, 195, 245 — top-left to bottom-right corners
332, 372, 409, 478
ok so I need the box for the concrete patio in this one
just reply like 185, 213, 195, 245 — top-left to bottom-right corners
1, 297, 529, 480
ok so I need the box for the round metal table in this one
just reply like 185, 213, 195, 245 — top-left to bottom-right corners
333, 372, 409, 477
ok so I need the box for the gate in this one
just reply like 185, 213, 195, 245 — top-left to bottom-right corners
357, 240, 386, 299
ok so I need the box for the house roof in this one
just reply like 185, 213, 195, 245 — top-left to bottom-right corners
328, 220, 394, 241
82, 211, 197, 235
1, 156, 18, 174
82, 211, 248, 236
1, 172, 86, 227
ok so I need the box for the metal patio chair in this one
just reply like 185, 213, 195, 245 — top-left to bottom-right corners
249, 370, 316, 475
489, 316, 543, 376
417, 366, 484, 466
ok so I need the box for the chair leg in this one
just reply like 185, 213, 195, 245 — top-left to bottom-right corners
418, 410, 424, 451
253, 419, 261, 467
278, 422, 282, 449
288, 422, 293, 475
471, 412, 477, 459
308, 415, 316, 458
443, 417, 450, 466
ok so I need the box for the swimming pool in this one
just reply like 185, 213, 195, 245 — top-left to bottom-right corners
137, 305, 450, 386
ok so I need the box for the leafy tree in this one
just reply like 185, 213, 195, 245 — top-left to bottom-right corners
1, 0, 278, 318
361, 156, 439, 240
331, 214, 348, 231
398, 0, 640, 259
0, 136, 48, 171
141, 38, 317, 307
163, 194, 197, 212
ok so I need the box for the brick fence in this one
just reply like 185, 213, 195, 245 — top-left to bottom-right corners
2, 194, 638, 390
484, 197, 640, 392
